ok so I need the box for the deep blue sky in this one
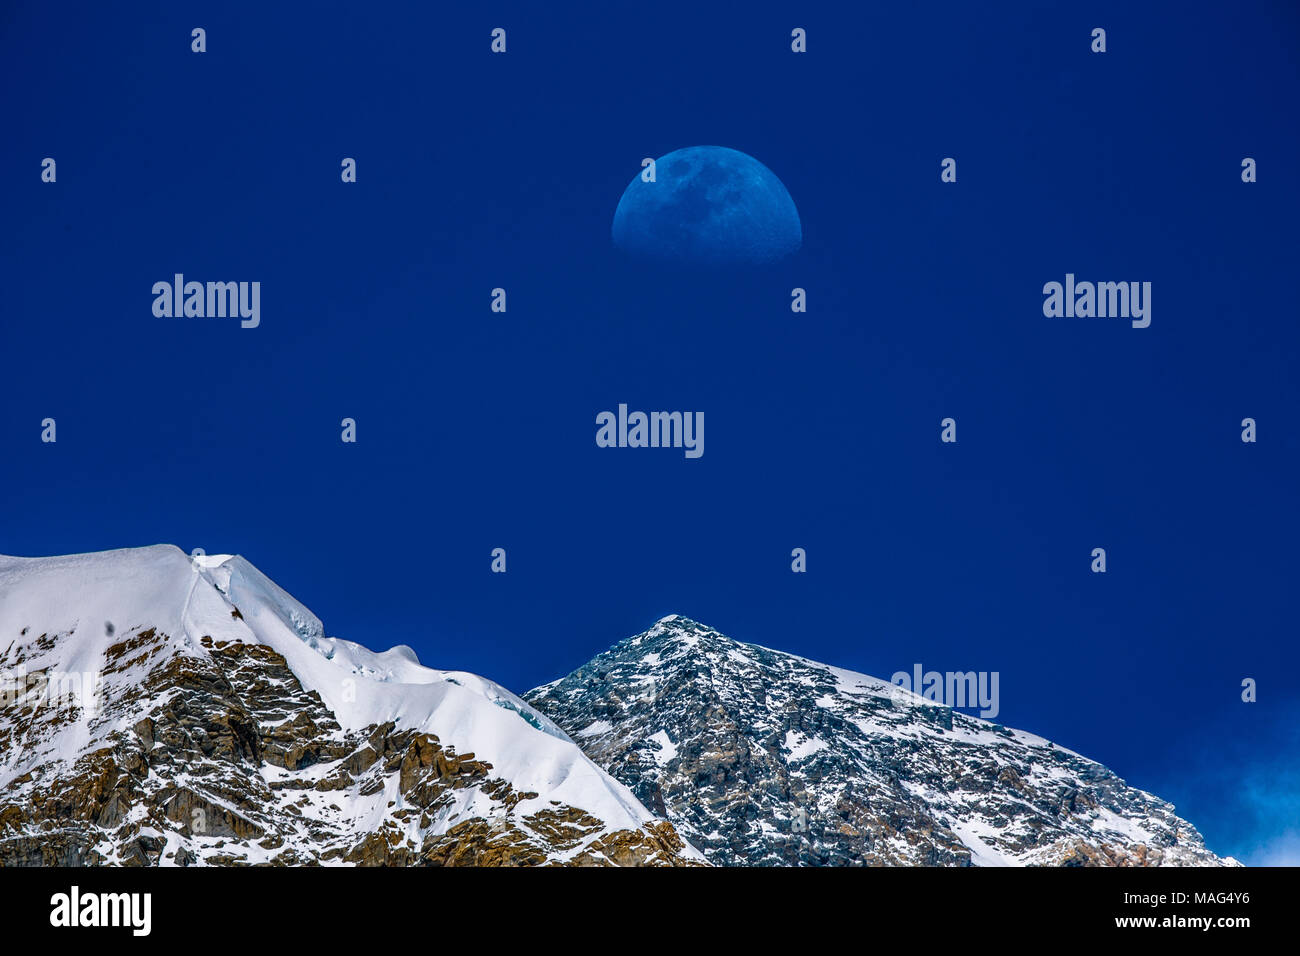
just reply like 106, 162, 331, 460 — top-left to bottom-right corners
3, 1, 1297, 864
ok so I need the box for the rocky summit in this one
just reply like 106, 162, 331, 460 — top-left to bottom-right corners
525, 615, 1236, 867
0, 547, 700, 867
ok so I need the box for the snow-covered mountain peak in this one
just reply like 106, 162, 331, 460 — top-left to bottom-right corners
527, 616, 1237, 868
0, 546, 700, 866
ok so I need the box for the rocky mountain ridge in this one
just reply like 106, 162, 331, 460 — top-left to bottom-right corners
0, 547, 699, 866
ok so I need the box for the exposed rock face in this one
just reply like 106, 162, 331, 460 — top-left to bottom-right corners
0, 548, 699, 867
525, 615, 1236, 867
